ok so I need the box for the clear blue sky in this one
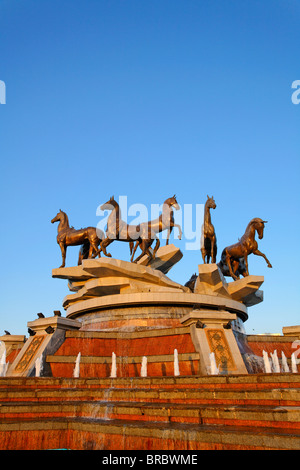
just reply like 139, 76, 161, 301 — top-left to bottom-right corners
0, 0, 299, 336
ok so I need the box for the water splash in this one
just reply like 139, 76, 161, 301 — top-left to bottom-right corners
73, 352, 81, 378
263, 350, 272, 373
270, 350, 280, 373
174, 349, 180, 376
281, 351, 290, 373
35, 354, 43, 377
141, 356, 147, 377
209, 352, 219, 375
0, 347, 8, 377
110, 352, 117, 378
291, 353, 298, 373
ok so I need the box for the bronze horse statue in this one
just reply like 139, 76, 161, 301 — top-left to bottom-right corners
51, 210, 104, 268
99, 196, 159, 265
130, 195, 182, 263
201, 195, 217, 264
218, 218, 272, 280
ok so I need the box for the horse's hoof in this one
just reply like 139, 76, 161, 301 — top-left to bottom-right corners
268, 264, 272, 268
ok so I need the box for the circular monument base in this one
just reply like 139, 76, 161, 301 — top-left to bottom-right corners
65, 291, 248, 331
51, 256, 264, 333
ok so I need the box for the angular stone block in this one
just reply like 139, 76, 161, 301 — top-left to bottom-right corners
194, 264, 229, 297
136, 244, 183, 274
226, 276, 264, 306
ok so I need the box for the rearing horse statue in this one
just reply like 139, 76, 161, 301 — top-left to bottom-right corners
51, 210, 104, 268
130, 195, 182, 263
201, 195, 217, 264
218, 218, 272, 281
99, 196, 159, 264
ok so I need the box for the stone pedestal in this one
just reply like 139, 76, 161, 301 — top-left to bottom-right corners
282, 325, 300, 338
0, 334, 26, 358
9, 316, 81, 377
180, 309, 248, 375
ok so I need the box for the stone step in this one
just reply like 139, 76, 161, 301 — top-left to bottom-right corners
1, 385, 300, 407
0, 400, 300, 430
1, 373, 300, 390
1, 416, 300, 450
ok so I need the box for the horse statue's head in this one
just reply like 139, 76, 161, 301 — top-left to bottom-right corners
51, 209, 66, 224
165, 194, 180, 211
100, 195, 117, 211
206, 195, 216, 210
250, 218, 268, 239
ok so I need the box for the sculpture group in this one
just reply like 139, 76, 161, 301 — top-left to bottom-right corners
51, 194, 272, 280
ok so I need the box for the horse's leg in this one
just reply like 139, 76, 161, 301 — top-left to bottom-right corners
201, 245, 206, 264
78, 248, 83, 266
130, 240, 140, 263
90, 241, 100, 259
225, 251, 238, 280
145, 248, 154, 265
232, 259, 241, 277
143, 241, 154, 265
132, 241, 150, 264
212, 239, 217, 264
253, 249, 272, 268
243, 254, 249, 276
174, 223, 182, 240
166, 227, 172, 245
100, 238, 113, 257
211, 235, 216, 263
129, 241, 134, 256
152, 237, 160, 257
59, 243, 66, 268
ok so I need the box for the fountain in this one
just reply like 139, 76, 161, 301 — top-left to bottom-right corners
174, 349, 180, 376
73, 352, 81, 378
263, 350, 272, 373
0, 348, 8, 377
281, 352, 290, 373
35, 354, 43, 377
291, 353, 298, 373
110, 352, 117, 378
270, 350, 280, 373
141, 356, 147, 377
209, 352, 219, 375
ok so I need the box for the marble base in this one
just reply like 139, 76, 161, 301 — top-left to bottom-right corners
180, 309, 248, 375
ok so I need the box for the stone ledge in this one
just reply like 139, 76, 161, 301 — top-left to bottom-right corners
282, 326, 300, 338
46, 352, 199, 364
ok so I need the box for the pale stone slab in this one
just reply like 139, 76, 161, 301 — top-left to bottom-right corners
226, 276, 264, 306
136, 244, 183, 274
52, 264, 95, 281
63, 277, 184, 309
282, 325, 300, 337
195, 264, 229, 297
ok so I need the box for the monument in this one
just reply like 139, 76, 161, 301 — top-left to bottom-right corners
1, 194, 300, 450
7, 194, 272, 377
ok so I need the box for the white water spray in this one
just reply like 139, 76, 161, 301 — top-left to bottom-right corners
291, 353, 298, 373
270, 350, 280, 373
209, 352, 219, 375
35, 354, 43, 377
141, 356, 147, 377
263, 350, 272, 373
0, 347, 8, 377
281, 351, 290, 373
73, 352, 81, 378
110, 352, 117, 378
174, 349, 180, 376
